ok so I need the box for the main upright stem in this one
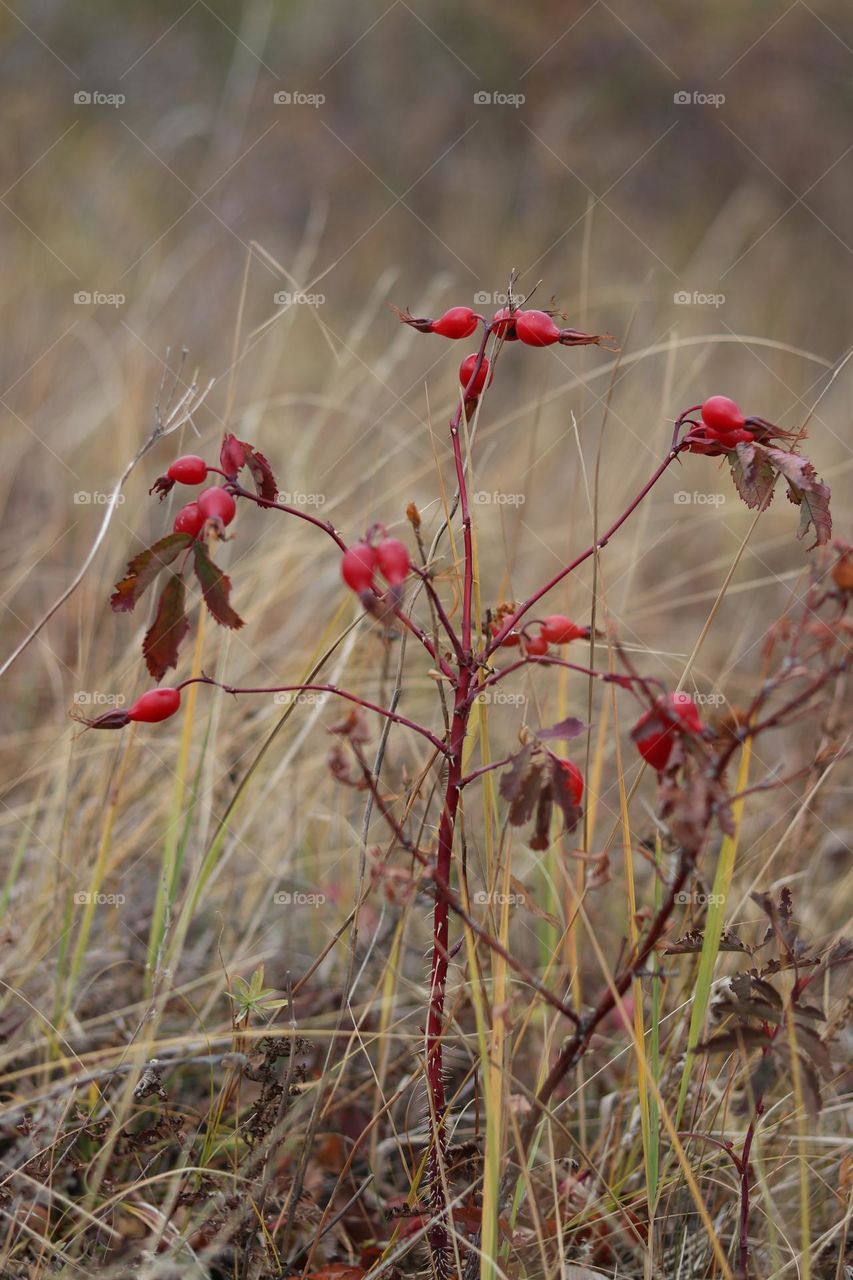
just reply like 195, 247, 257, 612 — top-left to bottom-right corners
424, 321, 490, 1270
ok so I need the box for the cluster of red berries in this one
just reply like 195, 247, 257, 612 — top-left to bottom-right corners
341, 535, 411, 596
491, 612, 590, 652
398, 304, 605, 351
681, 395, 803, 457
163, 455, 237, 537
684, 396, 754, 455
631, 692, 703, 773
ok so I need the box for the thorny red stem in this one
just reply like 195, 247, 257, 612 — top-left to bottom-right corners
349, 745, 581, 1028
176, 676, 449, 755
425, 671, 472, 1268
486, 448, 685, 656
452, 320, 492, 656
471, 652, 662, 704
419, 319, 492, 1271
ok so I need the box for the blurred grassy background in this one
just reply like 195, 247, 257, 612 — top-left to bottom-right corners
0, 4, 850, 1271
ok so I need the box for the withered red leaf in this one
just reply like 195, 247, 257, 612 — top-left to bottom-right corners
219, 432, 247, 479
191, 541, 244, 629
499, 744, 542, 828
534, 716, 588, 743
764, 446, 832, 548
243, 444, 277, 502
110, 533, 192, 613
143, 574, 190, 680
696, 1026, 773, 1054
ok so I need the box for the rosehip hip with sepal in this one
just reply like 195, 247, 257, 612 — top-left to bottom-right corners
341, 544, 378, 593
701, 396, 747, 437
430, 306, 478, 339
515, 310, 562, 347
198, 487, 237, 527
631, 692, 702, 773
523, 631, 550, 656
128, 688, 182, 724
174, 503, 205, 538
491, 620, 520, 647
459, 354, 491, 398
540, 615, 588, 645
375, 538, 410, 587
492, 307, 519, 340
167, 455, 209, 485
558, 758, 584, 806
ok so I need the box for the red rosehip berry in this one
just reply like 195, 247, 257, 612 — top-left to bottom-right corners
341, 543, 378, 593
167, 455, 208, 485
701, 395, 746, 437
459, 354, 491, 398
173, 502, 205, 538
492, 307, 519, 340
540, 615, 587, 645
490, 620, 520, 647
523, 631, 550, 656
632, 713, 675, 772
665, 690, 703, 733
128, 688, 181, 724
515, 309, 562, 347
557, 758, 584, 806
631, 692, 702, 773
375, 537, 410, 586
198, 486, 237, 527
431, 306, 479, 339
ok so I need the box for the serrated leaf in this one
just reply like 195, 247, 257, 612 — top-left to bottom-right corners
697, 1026, 773, 1054
750, 976, 782, 1007
219, 432, 278, 501
793, 1002, 826, 1022
192, 542, 244, 629
530, 788, 553, 851
143, 574, 190, 680
792, 1024, 831, 1074
728, 442, 778, 511
243, 444, 277, 502
110, 532, 193, 613
763, 446, 832, 548
546, 754, 583, 834
712, 997, 783, 1025
534, 717, 588, 743
499, 745, 541, 827
220, 432, 247, 479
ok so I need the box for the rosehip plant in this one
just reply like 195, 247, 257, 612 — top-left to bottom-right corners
79, 293, 844, 1278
